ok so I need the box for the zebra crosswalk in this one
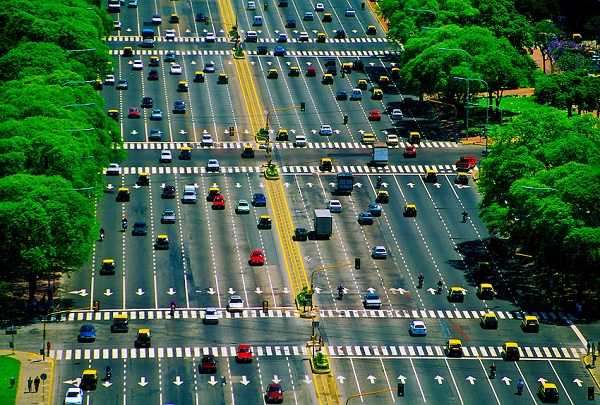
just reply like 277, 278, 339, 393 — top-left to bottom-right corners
119, 141, 458, 150
107, 48, 397, 58
49, 343, 585, 362
108, 36, 390, 44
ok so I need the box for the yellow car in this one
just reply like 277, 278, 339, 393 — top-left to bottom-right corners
80, 369, 98, 391
179, 146, 192, 160
480, 312, 498, 329
276, 129, 289, 141
424, 169, 437, 183
101, 259, 116, 275
538, 382, 559, 402
122, 46, 133, 57
322, 74, 334, 84
357, 79, 368, 89
193, 71, 205, 82
391, 67, 400, 78
107, 109, 119, 121
403, 203, 417, 217
217, 73, 228, 84
376, 190, 390, 204
111, 313, 129, 333
320, 158, 333, 172
361, 133, 375, 144
135, 328, 151, 348
316, 32, 326, 43
455, 172, 469, 185
207, 187, 221, 201
116, 187, 130, 202
366, 25, 376, 35
502, 342, 520, 361
267, 68, 279, 79
446, 339, 462, 357
409, 131, 421, 144
378, 75, 389, 87
137, 172, 149, 186
447, 287, 466, 302
477, 283, 496, 300
155, 234, 170, 250
342, 62, 352, 73
177, 80, 189, 92
289, 66, 300, 76
258, 215, 272, 229
521, 315, 540, 332
241, 145, 255, 158
371, 88, 383, 100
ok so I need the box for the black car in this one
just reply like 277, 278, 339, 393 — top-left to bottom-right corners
195, 13, 206, 22
334, 29, 346, 39
141, 96, 153, 108
116, 79, 128, 90
162, 185, 176, 198
132, 221, 148, 235
324, 58, 336, 67
285, 19, 296, 28
257, 46, 268, 55
326, 65, 337, 76
352, 59, 364, 70
147, 69, 159, 80
336, 90, 348, 100
173, 100, 186, 114
164, 51, 176, 62
294, 228, 308, 241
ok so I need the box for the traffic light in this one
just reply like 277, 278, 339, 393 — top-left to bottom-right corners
588, 387, 595, 400
229, 126, 235, 136
300, 102, 305, 111
262, 300, 269, 314
355, 258, 360, 269
93, 300, 100, 312
398, 383, 404, 397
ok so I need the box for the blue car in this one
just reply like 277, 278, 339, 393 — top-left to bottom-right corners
252, 193, 267, 206
274, 46, 286, 56
78, 324, 97, 342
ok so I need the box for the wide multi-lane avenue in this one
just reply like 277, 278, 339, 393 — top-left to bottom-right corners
39, 0, 597, 404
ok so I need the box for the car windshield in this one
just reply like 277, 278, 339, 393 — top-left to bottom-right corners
81, 325, 94, 331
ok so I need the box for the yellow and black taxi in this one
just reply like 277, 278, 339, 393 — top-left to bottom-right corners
276, 129, 289, 141
320, 158, 333, 172
111, 313, 129, 333
477, 283, 496, 300
241, 145, 255, 158
289, 66, 300, 76
403, 203, 417, 217
116, 187, 130, 202
316, 32, 326, 42
122, 46, 133, 57
502, 342, 520, 361
538, 381, 559, 402
455, 171, 469, 185
134, 328, 151, 348
100, 259, 116, 275
155, 234, 169, 250
179, 146, 192, 160
80, 369, 98, 391
424, 169, 438, 183
446, 339, 462, 357
258, 215, 272, 229
193, 71, 205, 82
378, 75, 389, 87
207, 186, 221, 202
371, 88, 383, 100
107, 109, 119, 121
521, 315, 540, 332
366, 25, 376, 35
217, 73, 228, 84
342, 62, 352, 73
409, 131, 421, 144
480, 312, 498, 329
169, 13, 179, 23
267, 68, 279, 79
448, 286, 466, 302
376, 190, 390, 204
391, 67, 400, 78
322, 73, 334, 84
137, 172, 149, 186
177, 80, 189, 92
149, 55, 160, 66
322, 12, 332, 22
357, 79, 368, 89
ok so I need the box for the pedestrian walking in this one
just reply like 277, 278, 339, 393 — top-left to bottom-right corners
34, 376, 40, 392
27, 377, 32, 392
593, 343, 596, 356
588, 340, 592, 355
46, 341, 51, 357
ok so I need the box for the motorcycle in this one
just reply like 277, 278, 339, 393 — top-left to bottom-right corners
122, 220, 128, 231
343, 115, 348, 125
418, 276, 424, 289
105, 366, 112, 381
437, 283, 443, 294
99, 230, 105, 241
337, 286, 344, 300
462, 211, 469, 223
489, 365, 497, 379
170, 302, 177, 317
376, 178, 382, 188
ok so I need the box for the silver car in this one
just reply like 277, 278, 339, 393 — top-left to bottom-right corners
161, 208, 176, 224
372, 245, 387, 259
236, 199, 251, 214
363, 293, 382, 309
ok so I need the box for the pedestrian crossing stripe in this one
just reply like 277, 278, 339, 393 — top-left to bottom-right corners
103, 164, 469, 175
48, 344, 585, 361
119, 141, 458, 150
108, 49, 398, 58
107, 35, 389, 44
53, 308, 568, 323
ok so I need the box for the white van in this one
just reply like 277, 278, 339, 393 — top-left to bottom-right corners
350, 89, 363, 100
246, 31, 258, 42
253, 16, 263, 26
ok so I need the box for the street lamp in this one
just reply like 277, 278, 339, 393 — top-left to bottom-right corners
61, 80, 96, 87
66, 49, 96, 54
421, 26, 453, 37
407, 8, 438, 21
62, 103, 95, 108
454, 77, 489, 150
233, 8, 250, 49
438, 48, 472, 139
522, 186, 558, 192
66, 128, 96, 133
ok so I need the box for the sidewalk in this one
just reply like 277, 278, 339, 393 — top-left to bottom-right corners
583, 353, 600, 390
0, 350, 54, 405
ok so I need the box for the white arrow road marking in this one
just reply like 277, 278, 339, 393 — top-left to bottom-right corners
538, 377, 547, 383
282, 288, 290, 294
254, 287, 263, 294
306, 183, 313, 187
104, 289, 113, 296
207, 288, 216, 295
138, 377, 148, 387
135, 288, 145, 296
64, 378, 80, 385
434, 375, 444, 385
466, 376, 476, 385
573, 378, 583, 387
208, 376, 219, 386
302, 375, 312, 384
173, 376, 183, 386
102, 381, 112, 388
235, 183, 242, 188
228, 288, 236, 295
502, 377, 511, 386
367, 287, 376, 293
337, 375, 346, 383
313, 287, 322, 294
428, 288, 437, 295
273, 375, 281, 384
284, 182, 290, 187
434, 183, 441, 188
367, 375, 376, 384
397, 375, 407, 384
407, 182, 415, 188
167, 288, 176, 295
70, 289, 88, 297
355, 183, 362, 188
240, 376, 250, 385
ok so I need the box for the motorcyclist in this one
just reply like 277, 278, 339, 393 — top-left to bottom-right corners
170, 300, 177, 316
376, 176, 382, 188
516, 378, 524, 395
437, 279, 443, 294
105, 364, 112, 380
341, 70, 346, 78
418, 273, 424, 288
343, 114, 348, 125
337, 285, 345, 299
462, 210, 469, 222
489, 362, 497, 379
122, 216, 128, 231
99, 228, 106, 241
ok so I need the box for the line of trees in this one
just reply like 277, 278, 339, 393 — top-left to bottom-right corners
0, 0, 124, 301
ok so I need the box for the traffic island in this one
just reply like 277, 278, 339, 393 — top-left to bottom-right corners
309, 351, 331, 374
233, 48, 245, 59
264, 164, 279, 180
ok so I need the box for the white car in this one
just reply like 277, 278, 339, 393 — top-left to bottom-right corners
201, 133, 214, 147
327, 200, 342, 212
113, 20, 121, 30
64, 386, 84, 404
203, 307, 219, 324
345, 7, 356, 16
204, 62, 215, 73
386, 134, 399, 146
104, 74, 115, 85
299, 32, 309, 41
391, 109, 404, 120
235, 199, 251, 214
409, 319, 427, 336
170, 64, 182, 74
277, 33, 288, 43
294, 135, 307, 147
319, 125, 332, 135
160, 150, 172, 163
247, 0, 256, 9
165, 29, 176, 39
315, 3, 324, 11
227, 295, 244, 312
132, 60, 144, 70
106, 163, 121, 176
206, 159, 220, 172
152, 14, 162, 24
372, 245, 388, 259
205, 32, 216, 42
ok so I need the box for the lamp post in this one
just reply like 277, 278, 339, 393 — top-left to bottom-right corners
66, 49, 96, 54
61, 80, 96, 87
421, 26, 453, 37
454, 77, 488, 149
66, 128, 96, 133
62, 103, 96, 108
438, 48, 472, 139
407, 8, 438, 21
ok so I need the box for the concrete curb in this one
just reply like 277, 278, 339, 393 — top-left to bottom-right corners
583, 354, 600, 389
0, 350, 55, 405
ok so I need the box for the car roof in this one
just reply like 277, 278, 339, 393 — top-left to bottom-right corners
412, 319, 425, 325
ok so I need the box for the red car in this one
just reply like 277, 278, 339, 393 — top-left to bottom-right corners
455, 155, 477, 170
265, 383, 283, 403
306, 67, 317, 77
212, 196, 226, 209
236, 344, 253, 363
403, 145, 417, 158
368, 110, 382, 121
128, 107, 141, 118
148, 69, 159, 80
199, 355, 217, 373
249, 250, 264, 266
